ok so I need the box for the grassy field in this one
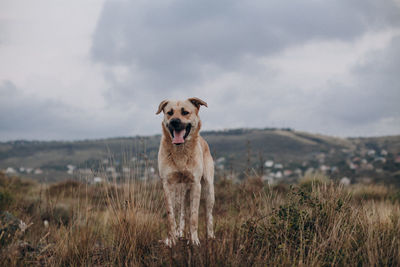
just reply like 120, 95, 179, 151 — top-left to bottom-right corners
1, 171, 400, 266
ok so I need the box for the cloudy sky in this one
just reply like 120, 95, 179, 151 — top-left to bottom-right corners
1, 0, 400, 141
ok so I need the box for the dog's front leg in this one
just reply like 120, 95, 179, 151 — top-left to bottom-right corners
189, 181, 201, 245
162, 180, 177, 247
178, 184, 188, 238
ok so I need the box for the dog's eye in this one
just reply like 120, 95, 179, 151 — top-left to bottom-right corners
167, 109, 173, 116
181, 109, 189, 116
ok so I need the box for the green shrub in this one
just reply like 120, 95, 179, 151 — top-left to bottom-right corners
0, 189, 14, 210
48, 180, 83, 197
298, 173, 330, 192
389, 190, 400, 203
0, 172, 35, 195
241, 184, 355, 265
41, 205, 71, 226
351, 184, 390, 201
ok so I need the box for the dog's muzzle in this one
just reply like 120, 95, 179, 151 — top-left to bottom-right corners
168, 119, 191, 145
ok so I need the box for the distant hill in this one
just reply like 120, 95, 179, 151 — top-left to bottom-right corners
1, 128, 399, 185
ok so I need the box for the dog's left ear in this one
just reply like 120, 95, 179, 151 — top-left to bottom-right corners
188, 97, 208, 110
156, 100, 169, 115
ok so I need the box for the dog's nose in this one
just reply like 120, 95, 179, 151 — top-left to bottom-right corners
170, 118, 181, 128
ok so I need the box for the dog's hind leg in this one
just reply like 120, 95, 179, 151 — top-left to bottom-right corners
203, 162, 215, 239
189, 182, 201, 245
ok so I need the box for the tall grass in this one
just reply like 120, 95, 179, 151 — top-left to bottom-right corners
1, 171, 400, 266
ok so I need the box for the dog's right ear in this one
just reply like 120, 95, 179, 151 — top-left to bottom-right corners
188, 97, 208, 109
156, 100, 169, 115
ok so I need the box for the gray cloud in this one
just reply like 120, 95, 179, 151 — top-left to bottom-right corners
0, 81, 138, 140
319, 35, 400, 131
92, 0, 400, 93
1, 0, 400, 141
90, 0, 400, 138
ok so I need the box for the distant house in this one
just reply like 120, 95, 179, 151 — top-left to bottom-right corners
374, 157, 386, 163
283, 170, 293, 177
261, 175, 275, 185
226, 172, 239, 183
93, 177, 103, 184
305, 167, 315, 174
264, 160, 274, 168
79, 168, 92, 175
380, 150, 388, 156
294, 168, 302, 176
360, 163, 374, 171
316, 153, 326, 163
340, 177, 351, 186
6, 167, 17, 174
320, 165, 330, 172
106, 167, 116, 173
34, 169, 43, 175
360, 177, 373, 184
216, 157, 225, 164
349, 162, 358, 170
274, 163, 283, 169
215, 157, 225, 170
367, 150, 376, 157
67, 165, 76, 175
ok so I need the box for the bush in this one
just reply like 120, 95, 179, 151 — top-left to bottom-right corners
298, 173, 330, 192
41, 205, 71, 226
0, 189, 14, 210
0, 172, 35, 195
48, 180, 83, 197
351, 184, 390, 201
241, 183, 359, 266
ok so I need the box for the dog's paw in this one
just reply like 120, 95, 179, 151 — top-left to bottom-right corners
177, 229, 184, 238
207, 233, 216, 239
189, 237, 200, 246
192, 238, 200, 246
161, 236, 177, 248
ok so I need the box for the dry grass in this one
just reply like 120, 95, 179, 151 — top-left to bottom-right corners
1, 172, 400, 266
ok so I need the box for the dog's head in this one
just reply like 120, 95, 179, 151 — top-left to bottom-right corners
156, 97, 207, 145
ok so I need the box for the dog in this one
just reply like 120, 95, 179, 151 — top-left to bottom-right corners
156, 97, 215, 246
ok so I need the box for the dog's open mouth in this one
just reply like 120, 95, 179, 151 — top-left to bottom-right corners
169, 124, 191, 145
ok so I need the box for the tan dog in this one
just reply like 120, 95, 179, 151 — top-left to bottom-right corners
156, 97, 215, 246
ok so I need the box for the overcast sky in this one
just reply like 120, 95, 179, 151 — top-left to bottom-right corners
1, 0, 400, 141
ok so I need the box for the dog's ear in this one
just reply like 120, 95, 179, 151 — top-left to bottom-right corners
156, 100, 169, 115
188, 97, 208, 110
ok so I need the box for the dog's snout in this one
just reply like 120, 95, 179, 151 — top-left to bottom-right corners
170, 118, 181, 128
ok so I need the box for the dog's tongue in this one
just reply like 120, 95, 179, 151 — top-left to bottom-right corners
172, 129, 186, 144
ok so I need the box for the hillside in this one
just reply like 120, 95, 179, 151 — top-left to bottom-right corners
1, 128, 399, 185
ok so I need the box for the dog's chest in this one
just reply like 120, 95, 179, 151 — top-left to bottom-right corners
168, 170, 194, 184
169, 152, 192, 170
